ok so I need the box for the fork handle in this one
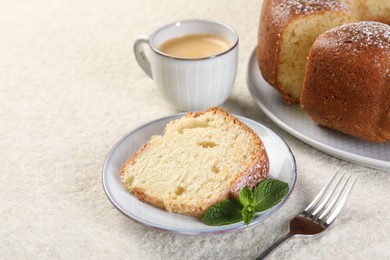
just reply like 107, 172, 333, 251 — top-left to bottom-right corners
256, 233, 294, 260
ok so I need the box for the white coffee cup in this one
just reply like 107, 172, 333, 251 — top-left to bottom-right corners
134, 19, 239, 111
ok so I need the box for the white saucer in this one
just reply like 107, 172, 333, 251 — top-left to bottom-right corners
102, 113, 297, 235
246, 47, 390, 171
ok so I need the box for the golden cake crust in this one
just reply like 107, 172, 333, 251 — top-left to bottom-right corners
301, 22, 390, 143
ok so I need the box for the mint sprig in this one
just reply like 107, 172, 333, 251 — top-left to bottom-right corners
201, 199, 243, 226
240, 186, 255, 225
202, 179, 289, 226
254, 179, 289, 212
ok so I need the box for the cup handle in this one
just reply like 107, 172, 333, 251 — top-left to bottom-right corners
134, 35, 153, 79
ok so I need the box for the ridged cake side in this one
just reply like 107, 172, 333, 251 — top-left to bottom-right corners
301, 22, 390, 142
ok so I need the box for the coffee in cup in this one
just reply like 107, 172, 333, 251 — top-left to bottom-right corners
158, 34, 231, 59
133, 19, 239, 111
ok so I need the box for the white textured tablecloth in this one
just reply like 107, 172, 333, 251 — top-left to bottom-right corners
1, 0, 389, 259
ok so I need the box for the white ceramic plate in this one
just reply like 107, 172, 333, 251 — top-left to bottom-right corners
246, 47, 390, 171
102, 113, 297, 235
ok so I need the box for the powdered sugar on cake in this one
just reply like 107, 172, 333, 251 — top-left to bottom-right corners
279, 0, 348, 15
333, 21, 390, 51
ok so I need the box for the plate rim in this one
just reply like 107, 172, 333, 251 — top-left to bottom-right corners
246, 46, 390, 171
102, 113, 297, 235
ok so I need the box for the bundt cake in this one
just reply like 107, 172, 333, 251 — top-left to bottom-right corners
257, 0, 390, 104
301, 22, 390, 143
120, 107, 269, 217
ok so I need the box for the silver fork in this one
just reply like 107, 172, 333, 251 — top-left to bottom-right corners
256, 168, 358, 259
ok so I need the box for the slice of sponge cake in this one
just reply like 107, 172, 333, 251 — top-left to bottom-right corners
120, 107, 269, 217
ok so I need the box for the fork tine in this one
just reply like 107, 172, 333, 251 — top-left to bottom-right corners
317, 174, 352, 222
256, 169, 357, 259
323, 176, 357, 227
310, 171, 347, 218
303, 167, 341, 216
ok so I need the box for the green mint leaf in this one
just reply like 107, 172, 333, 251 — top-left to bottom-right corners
242, 204, 255, 225
240, 186, 256, 225
202, 199, 243, 226
254, 179, 289, 212
239, 186, 255, 207
202, 181, 289, 226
